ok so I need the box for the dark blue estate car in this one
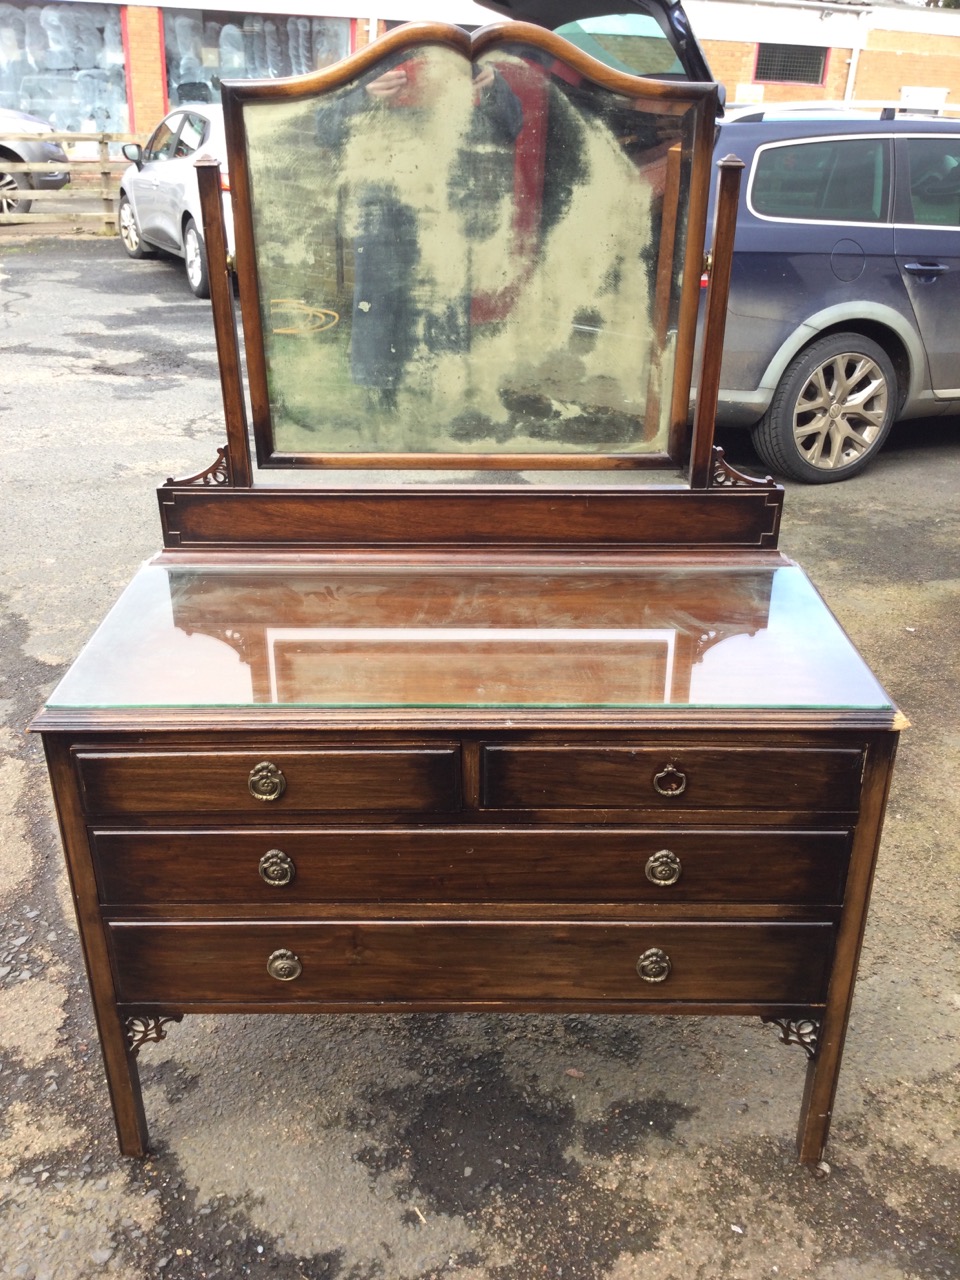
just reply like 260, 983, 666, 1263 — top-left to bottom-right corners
704, 112, 960, 482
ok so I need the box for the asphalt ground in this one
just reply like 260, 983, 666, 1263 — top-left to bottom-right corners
1, 236, 958, 1280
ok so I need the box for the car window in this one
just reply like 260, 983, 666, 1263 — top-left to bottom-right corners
175, 113, 208, 159
554, 14, 684, 77
751, 137, 890, 223
903, 136, 960, 226
144, 115, 183, 163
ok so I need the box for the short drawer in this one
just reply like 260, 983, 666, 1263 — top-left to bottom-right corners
91, 827, 851, 905
74, 747, 461, 817
481, 745, 863, 812
108, 920, 834, 1005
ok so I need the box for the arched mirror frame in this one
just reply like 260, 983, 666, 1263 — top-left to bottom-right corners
221, 22, 718, 476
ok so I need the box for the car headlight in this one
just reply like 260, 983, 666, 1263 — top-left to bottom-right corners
42, 140, 68, 161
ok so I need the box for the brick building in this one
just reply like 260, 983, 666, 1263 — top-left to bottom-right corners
1, 0, 959, 138
689, 0, 960, 110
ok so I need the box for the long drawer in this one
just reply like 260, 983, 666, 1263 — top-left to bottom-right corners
74, 747, 461, 817
481, 745, 864, 811
108, 921, 834, 1004
91, 827, 851, 905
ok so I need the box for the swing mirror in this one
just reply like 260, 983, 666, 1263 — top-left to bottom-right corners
223, 24, 718, 477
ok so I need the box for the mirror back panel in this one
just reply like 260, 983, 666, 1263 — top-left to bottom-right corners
223, 23, 718, 470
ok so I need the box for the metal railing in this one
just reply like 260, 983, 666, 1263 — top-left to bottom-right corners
0, 129, 144, 232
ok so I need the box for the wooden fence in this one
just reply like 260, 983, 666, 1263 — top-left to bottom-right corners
0, 130, 143, 232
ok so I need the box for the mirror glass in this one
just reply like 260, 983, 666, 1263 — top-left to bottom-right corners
235, 36, 706, 466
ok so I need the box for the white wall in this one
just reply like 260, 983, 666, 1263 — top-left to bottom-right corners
685, 0, 866, 49
121, 0, 501, 23
686, 0, 960, 45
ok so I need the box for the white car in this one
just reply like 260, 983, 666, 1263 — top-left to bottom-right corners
118, 104, 233, 298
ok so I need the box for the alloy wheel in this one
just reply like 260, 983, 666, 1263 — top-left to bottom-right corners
119, 199, 140, 253
0, 171, 27, 215
185, 226, 203, 290
792, 352, 889, 471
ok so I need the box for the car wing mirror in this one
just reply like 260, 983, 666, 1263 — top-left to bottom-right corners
122, 142, 144, 169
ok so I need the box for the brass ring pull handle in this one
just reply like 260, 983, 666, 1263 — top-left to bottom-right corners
636, 948, 672, 983
259, 849, 296, 887
266, 949, 302, 982
645, 849, 682, 886
653, 764, 687, 797
248, 761, 286, 802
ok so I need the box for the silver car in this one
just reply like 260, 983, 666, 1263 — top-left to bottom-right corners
118, 104, 233, 298
0, 106, 70, 215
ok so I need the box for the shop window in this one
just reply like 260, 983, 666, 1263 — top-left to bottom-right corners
755, 43, 826, 86
0, 2, 128, 129
163, 10, 350, 106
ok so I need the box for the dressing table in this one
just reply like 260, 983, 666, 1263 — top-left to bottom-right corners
32, 22, 900, 1164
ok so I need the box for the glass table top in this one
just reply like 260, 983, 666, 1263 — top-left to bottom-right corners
46, 560, 892, 712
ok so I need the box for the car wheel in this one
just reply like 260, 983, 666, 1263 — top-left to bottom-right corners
183, 218, 210, 299
0, 169, 31, 216
118, 194, 151, 259
751, 333, 897, 484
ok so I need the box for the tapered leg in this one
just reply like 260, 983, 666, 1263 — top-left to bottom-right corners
795, 1007, 846, 1165
792, 734, 900, 1165
41, 737, 175, 1157
96, 1006, 151, 1156
762, 1015, 832, 1163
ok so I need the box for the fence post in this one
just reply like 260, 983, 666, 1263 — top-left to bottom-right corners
99, 132, 113, 234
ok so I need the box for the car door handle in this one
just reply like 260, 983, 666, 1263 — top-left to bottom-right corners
903, 261, 949, 276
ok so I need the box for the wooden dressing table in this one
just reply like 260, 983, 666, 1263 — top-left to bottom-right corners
33, 22, 900, 1164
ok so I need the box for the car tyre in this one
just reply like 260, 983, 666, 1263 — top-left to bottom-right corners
0, 168, 32, 215
184, 217, 210, 299
751, 333, 897, 484
118, 194, 152, 258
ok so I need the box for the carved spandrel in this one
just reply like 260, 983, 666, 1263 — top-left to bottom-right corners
165, 446, 231, 488
125, 1014, 183, 1057
711, 446, 772, 489
762, 1016, 821, 1061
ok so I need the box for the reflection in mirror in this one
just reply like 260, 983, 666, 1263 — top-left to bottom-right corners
237, 37, 701, 465
47, 565, 891, 712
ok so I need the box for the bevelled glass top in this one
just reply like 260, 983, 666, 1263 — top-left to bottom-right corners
46, 561, 892, 711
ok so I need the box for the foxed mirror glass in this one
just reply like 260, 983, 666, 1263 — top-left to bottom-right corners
224, 25, 717, 469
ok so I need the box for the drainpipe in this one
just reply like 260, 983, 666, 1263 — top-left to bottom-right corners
844, 9, 869, 104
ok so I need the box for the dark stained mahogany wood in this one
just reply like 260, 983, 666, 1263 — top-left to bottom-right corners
90, 826, 851, 906
689, 155, 747, 489
107, 920, 835, 1005
41, 736, 151, 1156
796, 731, 898, 1163
75, 747, 462, 817
194, 158, 251, 488
159, 486, 784, 551
647, 141, 682, 436
38, 659, 899, 1165
481, 745, 864, 812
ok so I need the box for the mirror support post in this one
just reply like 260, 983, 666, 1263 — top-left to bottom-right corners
688, 154, 745, 489
196, 156, 252, 487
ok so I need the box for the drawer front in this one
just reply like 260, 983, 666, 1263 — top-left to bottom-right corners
75, 748, 461, 817
109, 921, 834, 1004
481, 746, 863, 812
92, 827, 850, 905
